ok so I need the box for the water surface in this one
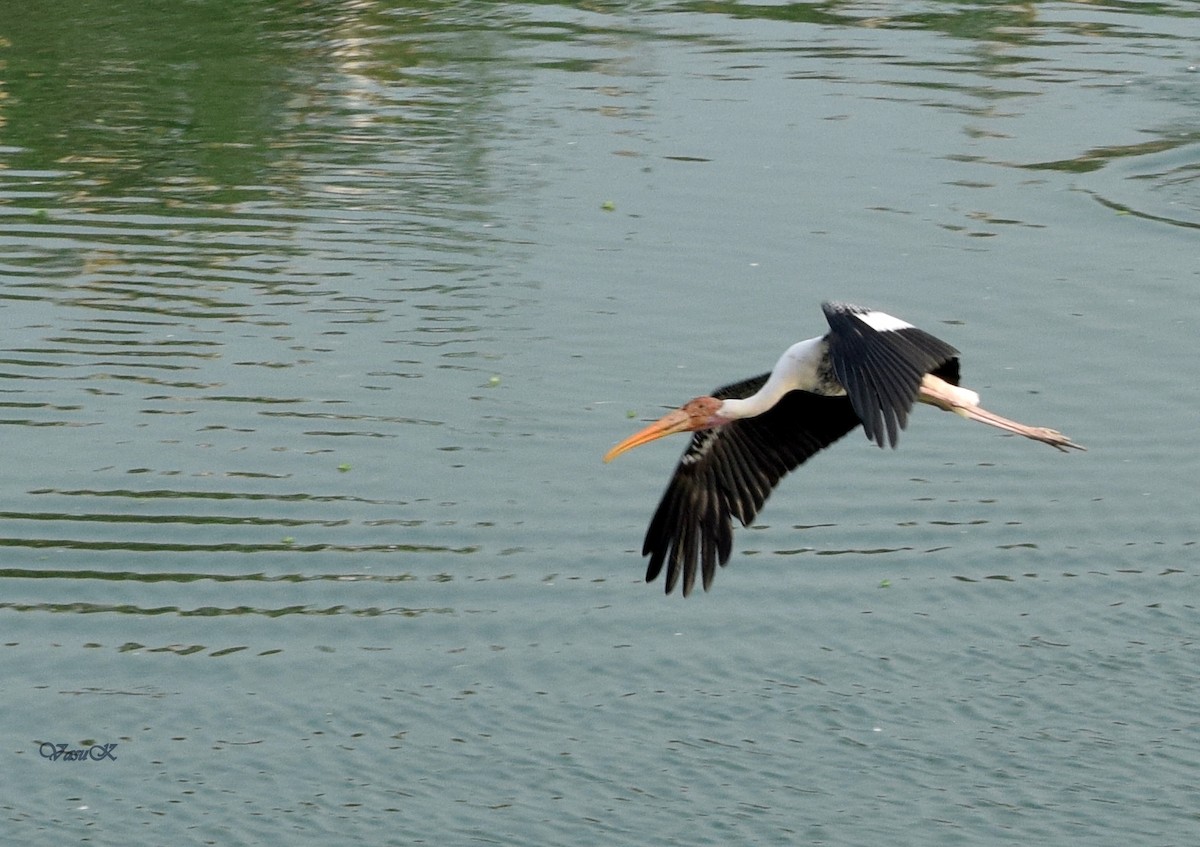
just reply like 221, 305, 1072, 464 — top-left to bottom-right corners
2, 2, 1198, 844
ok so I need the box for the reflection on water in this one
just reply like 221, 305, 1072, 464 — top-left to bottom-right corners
1, 2, 542, 626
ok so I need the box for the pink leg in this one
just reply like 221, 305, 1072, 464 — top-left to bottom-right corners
918, 375, 1084, 452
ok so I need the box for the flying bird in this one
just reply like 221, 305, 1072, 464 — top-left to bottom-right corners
604, 302, 1083, 596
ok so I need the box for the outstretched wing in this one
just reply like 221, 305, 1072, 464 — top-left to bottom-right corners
822, 302, 961, 448
642, 373, 862, 596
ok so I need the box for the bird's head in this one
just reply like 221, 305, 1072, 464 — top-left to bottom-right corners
603, 396, 727, 463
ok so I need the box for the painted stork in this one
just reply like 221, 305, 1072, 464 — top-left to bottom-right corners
604, 302, 1083, 596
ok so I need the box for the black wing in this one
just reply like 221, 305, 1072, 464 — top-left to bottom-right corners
642, 373, 862, 596
822, 302, 961, 448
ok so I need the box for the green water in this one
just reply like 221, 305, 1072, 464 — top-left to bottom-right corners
2, 2, 1198, 844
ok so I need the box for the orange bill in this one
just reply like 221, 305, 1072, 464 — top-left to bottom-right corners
603, 408, 694, 463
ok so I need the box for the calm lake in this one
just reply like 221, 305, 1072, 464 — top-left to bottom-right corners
3, 2, 1198, 844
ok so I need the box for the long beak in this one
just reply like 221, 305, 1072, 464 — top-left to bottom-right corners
603, 408, 695, 463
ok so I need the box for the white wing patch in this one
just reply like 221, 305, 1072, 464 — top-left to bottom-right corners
856, 310, 913, 333
681, 429, 720, 465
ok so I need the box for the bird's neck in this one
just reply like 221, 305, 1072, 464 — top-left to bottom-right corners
718, 335, 828, 421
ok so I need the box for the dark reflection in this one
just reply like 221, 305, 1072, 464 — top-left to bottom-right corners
674, 0, 1189, 46
30, 487, 410, 505
674, 0, 1047, 46
0, 602, 452, 618
58, 686, 171, 696
1, 565, 465, 619
1023, 135, 1200, 176
2, 568, 429, 583
1087, 189, 1200, 231
0, 510, 350, 526
0, 539, 475, 553
815, 547, 914, 556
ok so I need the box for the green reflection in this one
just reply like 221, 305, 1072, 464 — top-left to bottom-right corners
0, 0, 516, 210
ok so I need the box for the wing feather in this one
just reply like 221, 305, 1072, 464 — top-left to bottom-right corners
822, 302, 960, 447
641, 375, 862, 596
